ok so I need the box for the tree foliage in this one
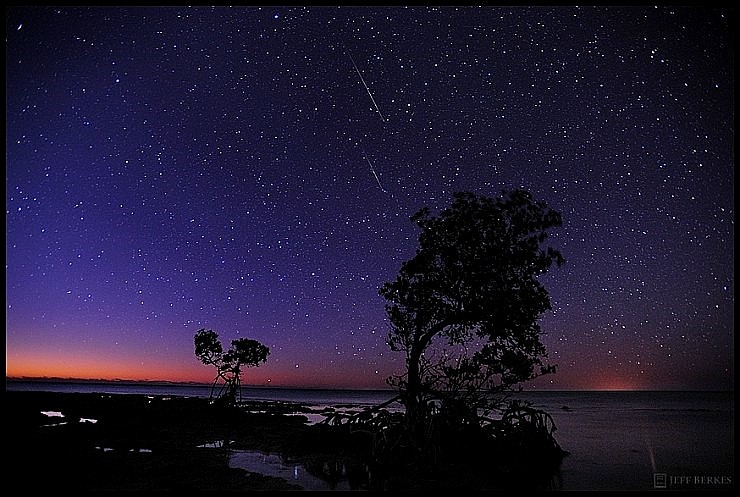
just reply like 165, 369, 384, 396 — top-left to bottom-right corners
379, 189, 564, 444
194, 329, 270, 407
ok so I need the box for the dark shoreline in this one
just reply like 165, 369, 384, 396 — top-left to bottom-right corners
8, 389, 570, 491
8, 390, 320, 491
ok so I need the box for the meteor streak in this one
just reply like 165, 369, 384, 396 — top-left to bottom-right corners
363, 149, 388, 194
347, 50, 386, 123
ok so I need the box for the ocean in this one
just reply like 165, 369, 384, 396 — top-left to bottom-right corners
516, 390, 734, 491
6, 379, 733, 491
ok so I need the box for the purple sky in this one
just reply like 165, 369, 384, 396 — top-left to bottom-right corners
6, 6, 733, 390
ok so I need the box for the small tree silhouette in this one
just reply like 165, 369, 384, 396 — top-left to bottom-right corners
194, 329, 269, 407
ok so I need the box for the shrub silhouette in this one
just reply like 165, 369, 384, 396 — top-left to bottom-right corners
194, 329, 269, 407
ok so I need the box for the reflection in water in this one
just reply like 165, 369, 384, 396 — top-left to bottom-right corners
92, 447, 152, 453
228, 450, 357, 491
301, 455, 371, 490
40, 421, 68, 428
286, 412, 327, 425
41, 411, 64, 418
197, 440, 231, 448
229, 450, 558, 491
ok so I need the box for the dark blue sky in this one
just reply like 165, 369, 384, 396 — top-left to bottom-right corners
6, 6, 733, 389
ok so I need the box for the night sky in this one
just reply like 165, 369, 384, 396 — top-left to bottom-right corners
6, 6, 734, 390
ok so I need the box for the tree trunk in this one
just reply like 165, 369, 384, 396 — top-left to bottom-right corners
405, 345, 425, 446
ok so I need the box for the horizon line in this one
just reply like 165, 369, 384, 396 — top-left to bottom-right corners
5, 375, 394, 391
6, 375, 733, 393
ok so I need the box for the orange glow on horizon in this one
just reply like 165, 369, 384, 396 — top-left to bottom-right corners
529, 369, 644, 391
6, 350, 389, 389
582, 373, 638, 391
6, 358, 209, 383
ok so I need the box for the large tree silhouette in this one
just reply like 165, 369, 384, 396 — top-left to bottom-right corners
194, 329, 270, 407
379, 189, 564, 446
